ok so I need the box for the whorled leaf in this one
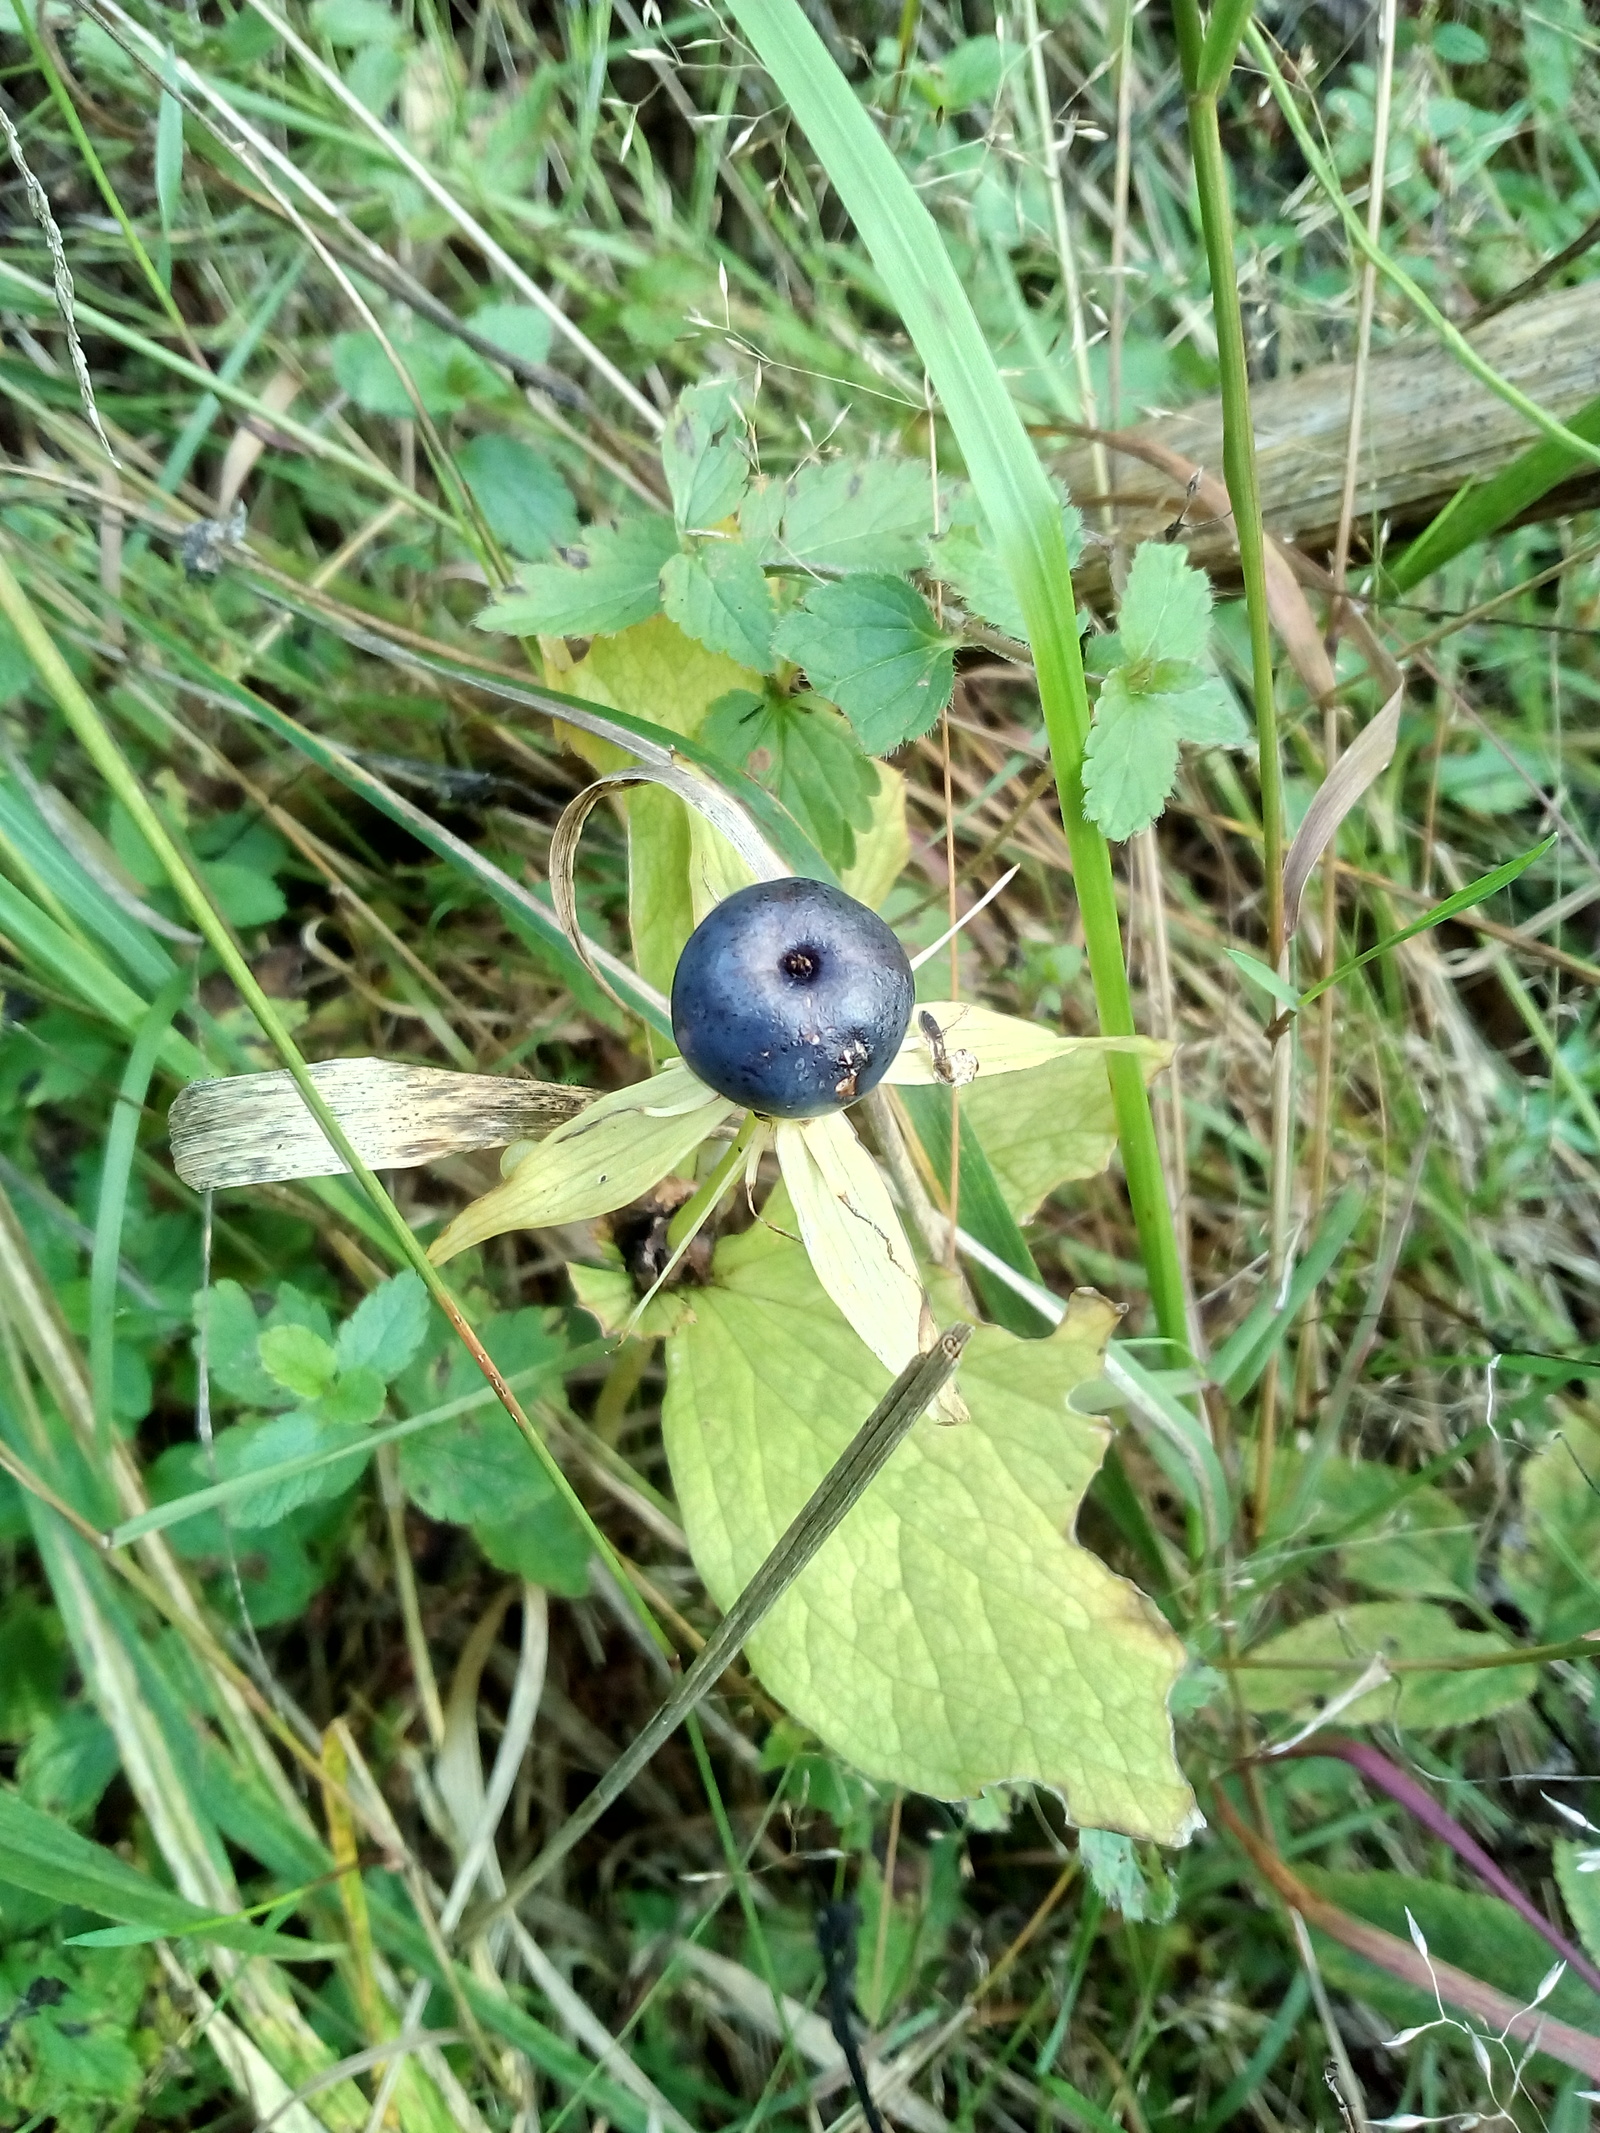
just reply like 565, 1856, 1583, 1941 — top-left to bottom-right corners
956, 1041, 1169, 1222
884, 1001, 1168, 1086
430, 1065, 735, 1263
659, 1220, 1197, 1838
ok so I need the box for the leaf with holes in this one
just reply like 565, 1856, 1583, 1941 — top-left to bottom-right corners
702, 689, 877, 875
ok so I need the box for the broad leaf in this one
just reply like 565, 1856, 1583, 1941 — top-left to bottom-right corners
660, 544, 775, 671
475, 516, 677, 638
257, 1323, 338, 1400
474, 1502, 591, 1596
330, 322, 498, 418
659, 1222, 1196, 1839
773, 575, 954, 754
926, 502, 1082, 641
211, 1411, 371, 1529
958, 1043, 1167, 1221
743, 457, 933, 573
702, 688, 877, 875
196, 1279, 280, 1406
661, 379, 748, 530
457, 434, 578, 560
469, 300, 553, 367
1235, 1600, 1537, 1729
562, 616, 770, 991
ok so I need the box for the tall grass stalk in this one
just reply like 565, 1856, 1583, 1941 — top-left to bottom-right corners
723, 0, 1192, 1361
1169, 0, 1293, 1506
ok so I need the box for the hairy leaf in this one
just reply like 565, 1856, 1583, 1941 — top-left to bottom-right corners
475, 516, 677, 638
1118, 540, 1214, 667
926, 502, 1082, 641
773, 575, 954, 753
335, 1270, 431, 1382
744, 457, 933, 573
660, 1223, 1195, 1838
660, 544, 775, 671
661, 379, 748, 530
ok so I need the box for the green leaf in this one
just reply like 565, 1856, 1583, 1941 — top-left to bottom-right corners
660, 544, 775, 671
1499, 1427, 1600, 1643
474, 1501, 591, 1596
1555, 1840, 1600, 1970
212, 1411, 371, 1529
469, 300, 553, 369
926, 502, 1083, 640
1163, 671, 1249, 746
257, 1323, 339, 1400
336, 1270, 431, 1381
399, 1407, 555, 1526
746, 457, 933, 574
330, 322, 498, 418
312, 1365, 387, 1427
457, 435, 578, 560
702, 688, 877, 875
18, 1707, 120, 1825
1234, 1600, 1538, 1729
1079, 1828, 1177, 1923
772, 575, 954, 754
475, 516, 676, 638
195, 1280, 280, 1406
311, 0, 406, 44
1225, 947, 1302, 1014
0, 1790, 329, 1959
660, 1222, 1195, 1839
1117, 538, 1214, 666
200, 858, 286, 927
1082, 670, 1181, 840
661, 379, 748, 530
1298, 836, 1555, 1007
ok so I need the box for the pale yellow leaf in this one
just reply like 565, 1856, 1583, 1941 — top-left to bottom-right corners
884, 1003, 1169, 1087
774, 1114, 927, 1380
430, 1065, 734, 1262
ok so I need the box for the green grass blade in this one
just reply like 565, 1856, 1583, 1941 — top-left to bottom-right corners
720, 0, 1189, 1355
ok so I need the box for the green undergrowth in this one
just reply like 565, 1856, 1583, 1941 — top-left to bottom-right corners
2, 0, 1600, 2127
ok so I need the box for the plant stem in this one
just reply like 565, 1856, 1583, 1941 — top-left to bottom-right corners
1172, 1, 1290, 1511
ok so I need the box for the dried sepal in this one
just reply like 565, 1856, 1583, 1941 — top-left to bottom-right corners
430, 1063, 735, 1263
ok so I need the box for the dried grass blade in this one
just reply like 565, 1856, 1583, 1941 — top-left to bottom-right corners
169, 1061, 592, 1191
1283, 685, 1404, 933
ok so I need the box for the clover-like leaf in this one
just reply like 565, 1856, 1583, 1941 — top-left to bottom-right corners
475, 516, 676, 638
773, 575, 955, 754
660, 1221, 1196, 1839
660, 544, 775, 671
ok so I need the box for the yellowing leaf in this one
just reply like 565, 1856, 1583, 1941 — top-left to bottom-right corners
430, 1066, 734, 1262
660, 1222, 1196, 1838
1499, 1427, 1600, 1642
958, 1042, 1167, 1222
885, 1002, 1166, 1087
839, 761, 910, 912
559, 616, 767, 991
774, 1113, 928, 1381
1235, 1600, 1537, 1730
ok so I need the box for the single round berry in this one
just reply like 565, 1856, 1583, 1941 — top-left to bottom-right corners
671, 879, 915, 1120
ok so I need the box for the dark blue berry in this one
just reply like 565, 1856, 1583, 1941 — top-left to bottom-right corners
670, 879, 915, 1119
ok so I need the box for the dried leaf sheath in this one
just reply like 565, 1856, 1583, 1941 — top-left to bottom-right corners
169, 1059, 591, 1191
